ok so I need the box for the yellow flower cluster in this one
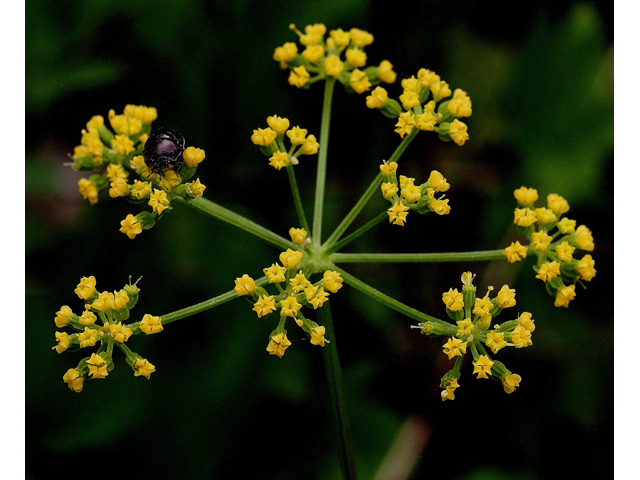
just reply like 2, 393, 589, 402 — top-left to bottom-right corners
413, 272, 532, 400
503, 187, 596, 308
232, 229, 343, 357
251, 114, 320, 170
70, 105, 208, 239
55, 276, 161, 392
274, 23, 395, 93
380, 160, 451, 226
367, 68, 472, 145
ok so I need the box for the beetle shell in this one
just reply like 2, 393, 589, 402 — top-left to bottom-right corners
143, 127, 186, 176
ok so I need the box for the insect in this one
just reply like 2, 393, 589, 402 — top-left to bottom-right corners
143, 127, 186, 177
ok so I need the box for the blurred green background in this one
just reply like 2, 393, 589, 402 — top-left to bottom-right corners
26, 0, 613, 479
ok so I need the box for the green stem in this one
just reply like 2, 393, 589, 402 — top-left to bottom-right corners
312, 78, 336, 245
318, 305, 358, 480
286, 164, 311, 233
325, 211, 388, 255
331, 265, 448, 327
176, 196, 294, 251
330, 249, 507, 264
322, 129, 418, 251
160, 276, 270, 327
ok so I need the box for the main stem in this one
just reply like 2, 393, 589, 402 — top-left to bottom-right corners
312, 78, 336, 245
330, 249, 507, 264
318, 306, 358, 480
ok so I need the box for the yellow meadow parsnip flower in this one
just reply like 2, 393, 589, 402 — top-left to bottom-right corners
266, 332, 292, 358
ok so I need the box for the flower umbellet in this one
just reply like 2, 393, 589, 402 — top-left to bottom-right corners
59, 22, 597, 479
55, 276, 163, 391
70, 104, 208, 239
503, 187, 596, 307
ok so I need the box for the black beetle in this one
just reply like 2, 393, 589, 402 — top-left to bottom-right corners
143, 127, 185, 176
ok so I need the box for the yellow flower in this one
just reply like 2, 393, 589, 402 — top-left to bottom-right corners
555, 241, 576, 262
431, 80, 451, 102
266, 115, 291, 134
149, 189, 170, 215
77, 327, 100, 348
349, 69, 371, 94
112, 134, 136, 156
486, 329, 507, 354
264, 263, 287, 283
183, 146, 206, 167
557, 217, 577, 234
518, 312, 536, 332
513, 186, 538, 205
441, 378, 459, 401
120, 214, 143, 239
131, 180, 152, 199
447, 89, 472, 117
310, 326, 327, 346
234, 274, 256, 296
381, 182, 399, 199
394, 112, 415, 138
576, 254, 597, 281
496, 285, 516, 308
55, 305, 73, 328
300, 23, 326, 45
253, 295, 276, 318
349, 28, 374, 47
366, 86, 388, 109
279, 249, 304, 269
554, 285, 576, 308
378, 60, 396, 83
400, 89, 420, 109
288, 65, 310, 88
473, 355, 494, 379
379, 160, 398, 175
322, 271, 343, 293
346, 48, 367, 68
75, 276, 97, 300
108, 322, 133, 343
86, 353, 109, 379
329, 28, 351, 49
427, 170, 450, 192
535, 261, 561, 282
502, 373, 522, 394
305, 285, 330, 309
251, 127, 277, 146
109, 178, 129, 198
456, 319, 474, 337
387, 202, 410, 226
289, 227, 308, 245
273, 42, 298, 68
123, 104, 157, 123
286, 126, 308, 145
139, 314, 163, 334
266, 332, 292, 358
302, 44, 325, 63
63, 369, 84, 392
268, 151, 290, 170
535, 207, 557, 225
448, 119, 469, 146
513, 207, 537, 227
418, 68, 440, 88
547, 193, 570, 214
78, 178, 99, 205
442, 288, 464, 311
503, 241, 528, 263
575, 225, 595, 251
134, 358, 156, 379
299, 134, 319, 155
443, 337, 468, 360
530, 231, 552, 251
53, 331, 70, 354
324, 54, 344, 77
510, 325, 532, 348
186, 178, 207, 197
78, 310, 97, 326
279, 295, 302, 317
290, 271, 310, 293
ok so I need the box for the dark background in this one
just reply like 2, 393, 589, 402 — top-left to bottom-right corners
26, 1, 613, 479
